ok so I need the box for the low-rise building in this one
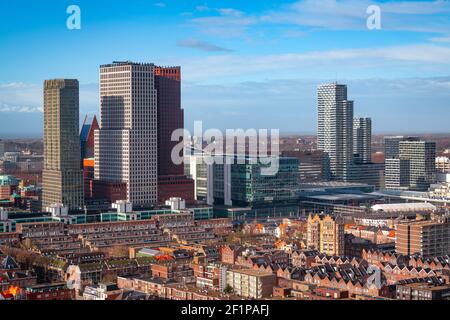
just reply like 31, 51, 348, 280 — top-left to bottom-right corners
226, 268, 277, 299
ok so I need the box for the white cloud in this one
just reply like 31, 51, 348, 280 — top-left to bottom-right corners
177, 39, 233, 52
190, 0, 450, 37
431, 36, 450, 43
195, 5, 210, 12
0, 82, 98, 115
0, 103, 42, 113
180, 44, 450, 81
182, 76, 450, 133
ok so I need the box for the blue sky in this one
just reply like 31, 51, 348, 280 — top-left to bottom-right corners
1, 0, 450, 136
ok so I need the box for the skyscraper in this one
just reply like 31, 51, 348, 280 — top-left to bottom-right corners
95, 62, 158, 208
353, 117, 371, 164
42, 79, 84, 211
317, 83, 354, 181
155, 66, 183, 176
155, 66, 195, 204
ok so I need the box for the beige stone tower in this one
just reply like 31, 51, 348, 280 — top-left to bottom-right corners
307, 213, 345, 256
42, 79, 84, 211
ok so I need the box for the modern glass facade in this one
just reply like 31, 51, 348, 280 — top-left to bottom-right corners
213, 157, 300, 207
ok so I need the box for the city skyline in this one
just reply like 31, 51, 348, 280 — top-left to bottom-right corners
1, 0, 450, 136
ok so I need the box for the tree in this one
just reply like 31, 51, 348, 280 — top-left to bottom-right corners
223, 284, 234, 294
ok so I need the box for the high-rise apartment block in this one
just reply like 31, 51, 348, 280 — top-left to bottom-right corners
95, 62, 158, 208
317, 83, 354, 181
399, 140, 436, 191
384, 136, 408, 159
353, 117, 371, 164
396, 218, 450, 256
384, 136, 436, 191
42, 79, 84, 211
384, 158, 410, 190
317, 83, 383, 188
307, 213, 345, 256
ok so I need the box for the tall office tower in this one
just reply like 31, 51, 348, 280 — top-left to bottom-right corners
317, 83, 354, 181
353, 117, 372, 164
155, 67, 183, 176
42, 79, 84, 211
155, 66, 195, 204
95, 62, 158, 208
399, 140, 436, 191
307, 214, 345, 256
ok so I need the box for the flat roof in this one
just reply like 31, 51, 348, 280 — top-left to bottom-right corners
372, 203, 436, 212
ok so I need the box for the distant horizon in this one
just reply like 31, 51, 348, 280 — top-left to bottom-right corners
4, 131, 450, 141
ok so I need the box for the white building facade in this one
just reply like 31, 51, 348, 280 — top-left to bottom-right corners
95, 62, 158, 208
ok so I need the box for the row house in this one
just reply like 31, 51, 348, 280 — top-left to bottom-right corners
68, 220, 159, 235
294, 286, 349, 300
276, 266, 307, 281
117, 276, 176, 298
312, 254, 367, 268
151, 262, 195, 283
0, 270, 37, 291
166, 226, 216, 244
16, 222, 66, 238
79, 229, 170, 251
1, 255, 20, 272
220, 245, 245, 265
65, 257, 154, 293
153, 213, 195, 229
195, 218, 233, 236
381, 263, 437, 284
195, 245, 220, 262
396, 277, 450, 300
304, 272, 383, 298
161, 284, 239, 300
362, 249, 409, 267
291, 250, 320, 268
46, 252, 107, 282
29, 235, 85, 255
408, 255, 450, 271
0, 232, 20, 245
